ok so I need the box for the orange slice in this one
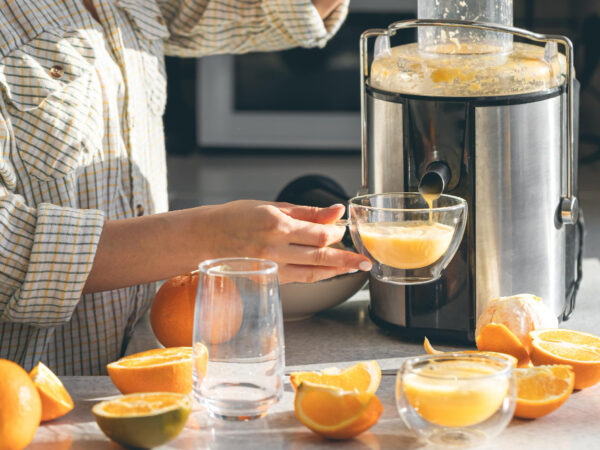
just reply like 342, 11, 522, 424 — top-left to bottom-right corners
423, 337, 519, 367
93, 392, 191, 448
107, 346, 204, 395
514, 365, 574, 419
29, 362, 74, 422
289, 361, 381, 394
529, 329, 600, 389
294, 381, 382, 440
476, 323, 530, 367
423, 337, 442, 354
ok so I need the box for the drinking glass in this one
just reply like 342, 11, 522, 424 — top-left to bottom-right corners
348, 192, 467, 284
396, 353, 516, 447
192, 258, 285, 421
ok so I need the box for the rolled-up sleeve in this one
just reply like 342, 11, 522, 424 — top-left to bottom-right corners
0, 113, 104, 328
157, 0, 349, 57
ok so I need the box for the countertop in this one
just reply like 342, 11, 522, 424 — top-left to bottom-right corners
30, 259, 600, 449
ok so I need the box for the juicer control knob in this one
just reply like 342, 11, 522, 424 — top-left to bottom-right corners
560, 197, 579, 225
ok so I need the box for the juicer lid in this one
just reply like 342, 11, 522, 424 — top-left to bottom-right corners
369, 41, 565, 97
369, 0, 565, 97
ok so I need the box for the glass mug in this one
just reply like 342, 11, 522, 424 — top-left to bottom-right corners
348, 192, 467, 285
396, 353, 516, 447
192, 258, 285, 420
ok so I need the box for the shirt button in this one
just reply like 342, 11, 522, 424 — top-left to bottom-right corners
135, 204, 145, 216
49, 65, 64, 79
128, 116, 136, 130
156, 15, 165, 25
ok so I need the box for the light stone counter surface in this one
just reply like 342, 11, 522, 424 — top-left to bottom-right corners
31, 259, 600, 449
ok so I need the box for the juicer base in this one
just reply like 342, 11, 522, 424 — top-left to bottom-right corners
368, 306, 475, 345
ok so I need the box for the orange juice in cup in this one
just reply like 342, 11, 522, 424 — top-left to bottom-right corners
348, 193, 467, 285
397, 354, 516, 447
358, 221, 454, 270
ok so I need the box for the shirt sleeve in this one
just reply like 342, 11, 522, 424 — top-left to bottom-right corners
0, 106, 105, 329
157, 0, 349, 57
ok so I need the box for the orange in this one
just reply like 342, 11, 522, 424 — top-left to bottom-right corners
423, 337, 442, 354
93, 392, 191, 448
289, 361, 381, 394
529, 329, 600, 389
107, 346, 205, 395
150, 272, 243, 347
294, 381, 383, 440
29, 362, 74, 422
475, 294, 557, 352
423, 337, 519, 367
0, 359, 42, 450
514, 365, 574, 419
476, 323, 531, 367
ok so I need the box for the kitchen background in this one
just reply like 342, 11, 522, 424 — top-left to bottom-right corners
163, 0, 600, 258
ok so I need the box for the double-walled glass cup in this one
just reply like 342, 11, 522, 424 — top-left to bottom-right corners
192, 258, 285, 421
396, 354, 516, 447
348, 192, 467, 284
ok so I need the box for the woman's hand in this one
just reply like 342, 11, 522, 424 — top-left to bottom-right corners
311, 0, 344, 19
84, 200, 371, 294
203, 200, 372, 284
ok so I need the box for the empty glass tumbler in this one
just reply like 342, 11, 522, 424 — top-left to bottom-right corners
192, 258, 285, 420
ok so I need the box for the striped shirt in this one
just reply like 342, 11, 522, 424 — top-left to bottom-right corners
0, 0, 348, 375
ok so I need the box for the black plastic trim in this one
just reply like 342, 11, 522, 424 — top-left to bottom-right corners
367, 83, 565, 106
369, 306, 475, 344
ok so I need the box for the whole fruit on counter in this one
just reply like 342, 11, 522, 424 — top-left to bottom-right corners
0, 358, 42, 450
150, 271, 243, 347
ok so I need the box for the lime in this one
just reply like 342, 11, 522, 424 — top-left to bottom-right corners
92, 392, 191, 448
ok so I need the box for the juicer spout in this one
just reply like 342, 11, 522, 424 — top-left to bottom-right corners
419, 161, 451, 198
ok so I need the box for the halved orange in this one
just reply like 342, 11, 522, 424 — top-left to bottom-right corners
476, 323, 530, 367
294, 381, 382, 440
107, 346, 204, 395
30, 362, 74, 422
93, 392, 191, 448
423, 337, 519, 367
529, 329, 600, 389
289, 361, 381, 394
514, 365, 574, 419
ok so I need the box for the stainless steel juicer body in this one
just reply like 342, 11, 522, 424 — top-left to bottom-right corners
361, 20, 583, 342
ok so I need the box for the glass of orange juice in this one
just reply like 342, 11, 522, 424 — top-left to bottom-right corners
348, 192, 467, 284
396, 354, 516, 447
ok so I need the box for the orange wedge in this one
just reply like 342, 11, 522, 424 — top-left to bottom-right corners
424, 337, 519, 367
476, 323, 530, 367
514, 365, 574, 419
289, 361, 381, 394
294, 381, 382, 440
107, 346, 204, 395
29, 362, 74, 422
529, 329, 600, 389
93, 392, 191, 448
423, 337, 442, 354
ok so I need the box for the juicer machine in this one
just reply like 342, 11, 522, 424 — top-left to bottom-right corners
360, 0, 583, 342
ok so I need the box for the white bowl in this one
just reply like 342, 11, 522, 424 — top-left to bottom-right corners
280, 271, 369, 321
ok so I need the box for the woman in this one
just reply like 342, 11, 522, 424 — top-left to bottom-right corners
0, 0, 370, 375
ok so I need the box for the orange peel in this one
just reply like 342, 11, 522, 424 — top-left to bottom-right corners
476, 323, 530, 367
